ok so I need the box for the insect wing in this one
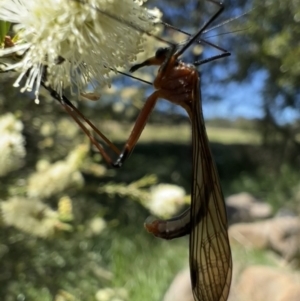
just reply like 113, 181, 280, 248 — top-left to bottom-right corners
190, 81, 232, 301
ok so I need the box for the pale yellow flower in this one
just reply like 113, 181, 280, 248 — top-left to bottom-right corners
0, 113, 25, 177
0, 0, 160, 100
0, 197, 71, 237
27, 145, 87, 198
146, 184, 186, 218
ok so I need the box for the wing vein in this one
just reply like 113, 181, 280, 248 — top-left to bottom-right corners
189, 77, 232, 301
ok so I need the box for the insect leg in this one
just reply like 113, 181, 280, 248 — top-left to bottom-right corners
45, 81, 160, 168
111, 91, 160, 168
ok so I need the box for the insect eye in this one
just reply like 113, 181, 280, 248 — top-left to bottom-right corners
155, 47, 169, 59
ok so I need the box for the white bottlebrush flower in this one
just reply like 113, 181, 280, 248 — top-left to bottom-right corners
27, 160, 84, 199
146, 184, 186, 218
0, 113, 25, 177
86, 217, 107, 236
27, 145, 87, 198
0, 197, 71, 237
0, 112, 23, 133
95, 288, 127, 301
96, 288, 115, 301
0, 0, 160, 101
0, 132, 25, 176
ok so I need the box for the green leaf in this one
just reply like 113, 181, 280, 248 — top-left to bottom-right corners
0, 21, 11, 45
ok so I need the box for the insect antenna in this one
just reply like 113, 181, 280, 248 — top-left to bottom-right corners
106, 66, 152, 86
175, 0, 225, 58
159, 21, 228, 54
72, 0, 235, 60
69, 0, 244, 84
73, 0, 175, 46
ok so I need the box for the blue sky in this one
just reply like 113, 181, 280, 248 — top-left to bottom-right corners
202, 73, 300, 124
144, 0, 299, 125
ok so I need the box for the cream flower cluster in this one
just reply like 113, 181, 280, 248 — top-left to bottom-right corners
27, 145, 87, 198
0, 0, 159, 100
146, 184, 186, 218
0, 197, 72, 237
0, 113, 26, 177
95, 287, 127, 301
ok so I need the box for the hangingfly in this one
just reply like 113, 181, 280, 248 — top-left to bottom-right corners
132, 3, 232, 301
42, 1, 233, 300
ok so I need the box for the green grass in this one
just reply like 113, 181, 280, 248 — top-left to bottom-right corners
102, 121, 260, 144
230, 164, 300, 211
206, 127, 260, 144
108, 227, 188, 301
